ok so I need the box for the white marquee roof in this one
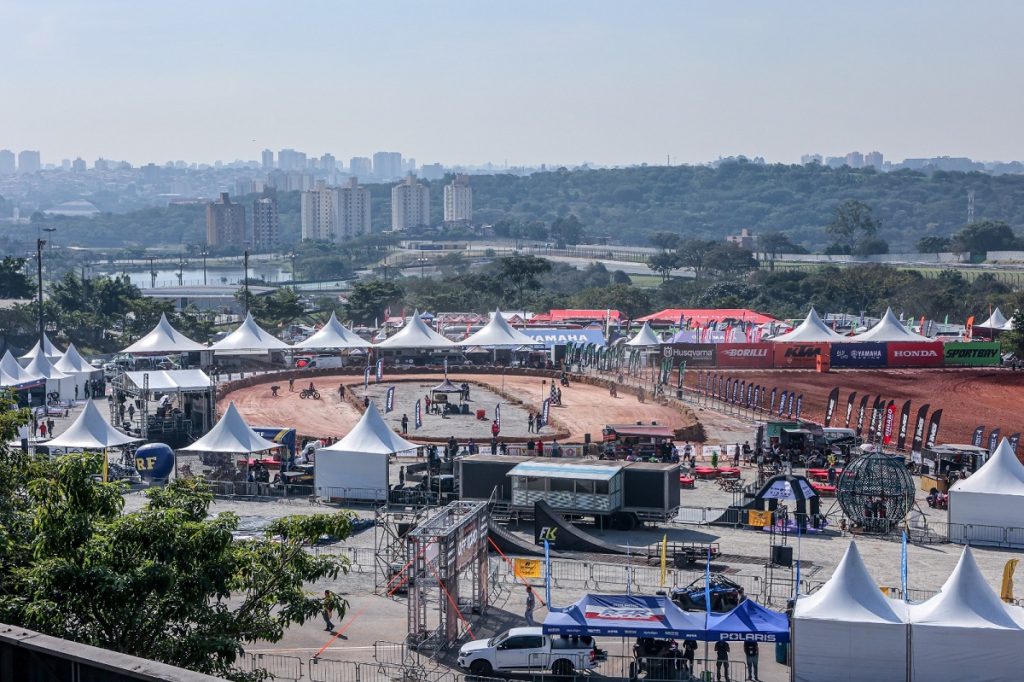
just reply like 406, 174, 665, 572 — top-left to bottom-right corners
950, 438, 1024, 496
55, 343, 95, 374
624, 321, 662, 347
770, 308, 846, 343
45, 400, 141, 449
19, 334, 63, 362
853, 308, 932, 343
320, 402, 418, 456
124, 369, 213, 392
375, 311, 455, 350
794, 541, 907, 623
909, 546, 1021, 629
979, 307, 1008, 329
209, 313, 291, 352
292, 312, 372, 350
24, 352, 70, 381
121, 313, 208, 353
0, 351, 36, 386
1004, 312, 1019, 331
179, 402, 280, 454
459, 310, 542, 348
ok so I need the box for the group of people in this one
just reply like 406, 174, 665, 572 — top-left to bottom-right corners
526, 411, 545, 433
629, 636, 760, 681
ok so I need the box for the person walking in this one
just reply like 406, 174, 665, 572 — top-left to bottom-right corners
714, 639, 731, 681
743, 639, 758, 680
288, 377, 295, 392
39, 422, 47, 439
401, 414, 409, 435
524, 585, 536, 626
527, 412, 535, 433
47, 418, 55, 435
682, 639, 697, 675
322, 590, 336, 632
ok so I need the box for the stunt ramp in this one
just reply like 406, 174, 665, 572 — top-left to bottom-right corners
532, 500, 629, 555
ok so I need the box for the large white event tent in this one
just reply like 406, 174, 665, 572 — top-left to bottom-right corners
1004, 311, 1019, 331
793, 542, 909, 682
55, 343, 102, 395
979, 307, 1008, 329
179, 402, 280, 454
770, 308, 847, 343
19, 333, 63, 364
375, 311, 455, 350
292, 311, 372, 350
908, 547, 1024, 682
948, 438, 1024, 547
45, 400, 140, 450
121, 313, 208, 354
459, 310, 542, 348
853, 307, 932, 343
0, 350, 37, 388
624, 321, 662, 347
208, 313, 291, 353
315, 401, 419, 501
24, 352, 74, 401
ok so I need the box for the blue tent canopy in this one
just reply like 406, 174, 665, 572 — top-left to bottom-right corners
704, 599, 790, 643
543, 594, 704, 639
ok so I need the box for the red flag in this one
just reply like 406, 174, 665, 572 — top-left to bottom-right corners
882, 402, 899, 445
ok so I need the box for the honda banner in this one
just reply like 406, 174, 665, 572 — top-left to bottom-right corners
830, 342, 887, 368
971, 425, 986, 448
824, 387, 840, 427
988, 428, 1001, 453
773, 342, 829, 370
662, 343, 717, 368
943, 341, 1001, 367
717, 343, 774, 369
897, 400, 912, 450
911, 404, 930, 453
845, 391, 857, 428
887, 342, 944, 368
882, 402, 898, 445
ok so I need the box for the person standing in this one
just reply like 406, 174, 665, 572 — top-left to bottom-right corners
39, 422, 47, 439
743, 639, 758, 680
526, 439, 536, 454
490, 437, 498, 455
528, 412, 535, 433
524, 585, 536, 626
288, 377, 294, 392
322, 590, 336, 632
682, 639, 698, 675
711, 450, 719, 469
714, 639, 731, 681
401, 414, 409, 435
338, 384, 345, 399
733, 444, 741, 468
491, 419, 500, 439
536, 440, 545, 457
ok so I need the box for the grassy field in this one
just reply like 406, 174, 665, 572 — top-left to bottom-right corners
766, 260, 1024, 288
628, 273, 664, 288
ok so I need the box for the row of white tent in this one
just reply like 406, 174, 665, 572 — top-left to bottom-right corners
978, 306, 1018, 331
794, 541, 1024, 682
948, 438, 1024, 547
0, 336, 102, 400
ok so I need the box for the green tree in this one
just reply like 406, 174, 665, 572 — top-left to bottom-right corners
497, 255, 551, 305
646, 251, 680, 283
344, 279, 404, 325
572, 283, 651, 319
549, 214, 585, 246
704, 243, 758, 278
1002, 308, 1024, 359
826, 200, 881, 254
917, 235, 952, 253
951, 220, 1021, 255
758, 232, 802, 271
648, 232, 680, 251
675, 239, 717, 280
0, 257, 33, 299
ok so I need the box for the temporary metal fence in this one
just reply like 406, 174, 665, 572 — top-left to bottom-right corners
308, 659, 456, 682
237, 652, 303, 681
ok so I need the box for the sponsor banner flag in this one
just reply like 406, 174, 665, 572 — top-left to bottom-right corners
911, 404, 930, 452
869, 396, 883, 439
1010, 433, 1021, 453
988, 428, 1002, 453
541, 398, 551, 428
363, 366, 370, 390
795, 393, 803, 420
769, 388, 778, 414
897, 400, 912, 450
824, 387, 840, 427
385, 386, 395, 413
925, 409, 943, 448
376, 359, 384, 383
746, 382, 753, 407
943, 341, 1001, 367
831, 342, 887, 368
856, 395, 870, 436
778, 390, 788, 416
495, 403, 501, 429
971, 426, 986, 448
883, 401, 898, 445
725, 378, 733, 403
787, 392, 795, 418
414, 399, 422, 429
887, 342, 944, 368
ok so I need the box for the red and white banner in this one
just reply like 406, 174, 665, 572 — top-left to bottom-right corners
882, 402, 898, 445
887, 342, 944, 367
716, 343, 774, 369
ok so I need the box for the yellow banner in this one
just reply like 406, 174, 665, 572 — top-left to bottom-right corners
748, 510, 772, 527
514, 558, 543, 580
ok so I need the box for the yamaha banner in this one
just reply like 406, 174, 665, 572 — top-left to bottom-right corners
988, 428, 1001, 453
778, 390, 787, 416
414, 399, 422, 429
911, 404, 930, 453
897, 400, 912, 450
376, 359, 383, 383
385, 386, 395, 413
363, 366, 370, 390
1010, 433, 1021, 453
856, 395, 869, 437
845, 392, 857, 428
725, 378, 732, 403
746, 383, 753, 408
925, 409, 943, 448
752, 385, 759, 410
795, 394, 803, 420
786, 391, 795, 418
824, 387, 840, 427
769, 388, 778, 414
971, 425, 986, 448
869, 396, 883, 439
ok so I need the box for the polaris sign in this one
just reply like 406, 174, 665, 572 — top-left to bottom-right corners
718, 633, 778, 642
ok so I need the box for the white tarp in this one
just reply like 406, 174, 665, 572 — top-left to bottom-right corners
293, 311, 372, 349
793, 542, 908, 682
19, 333, 63, 363
853, 308, 932, 342
624, 321, 662, 347
209, 313, 291, 353
45, 400, 141, 450
770, 308, 847, 343
375, 310, 455, 349
179, 402, 280, 454
908, 546, 1024, 682
121, 313, 208, 353
949, 438, 1024, 546
124, 369, 213, 392
979, 307, 1008, 329
459, 310, 542, 348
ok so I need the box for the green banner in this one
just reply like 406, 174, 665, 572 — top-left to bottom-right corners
943, 341, 1001, 366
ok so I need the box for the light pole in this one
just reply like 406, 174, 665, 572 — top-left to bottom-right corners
35, 239, 46, 345
200, 249, 208, 286
243, 249, 250, 315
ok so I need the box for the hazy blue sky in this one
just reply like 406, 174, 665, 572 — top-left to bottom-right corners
2, 1, 1022, 167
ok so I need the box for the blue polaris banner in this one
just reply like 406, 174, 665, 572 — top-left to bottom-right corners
830, 342, 887, 368
520, 328, 607, 347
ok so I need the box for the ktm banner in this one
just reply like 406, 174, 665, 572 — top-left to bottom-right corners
887, 342, 944, 368
717, 343, 774, 369
926, 409, 943, 448
845, 391, 857, 428
882, 402, 898, 445
824, 387, 840, 427
773, 342, 829, 369
897, 400, 912, 450
911, 404, 930, 452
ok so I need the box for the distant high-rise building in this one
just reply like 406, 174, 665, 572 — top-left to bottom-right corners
800, 154, 822, 165
824, 156, 845, 169
17, 150, 41, 174
864, 151, 884, 169
403, 158, 417, 174
278, 148, 307, 172
94, 158, 109, 171
61, 159, 71, 171
391, 175, 430, 231
320, 153, 337, 173
443, 174, 472, 224
0, 150, 15, 175
845, 151, 864, 168
261, 149, 274, 170
373, 151, 403, 180
251, 188, 280, 250
420, 163, 445, 181
350, 156, 372, 177
336, 177, 372, 240
205, 192, 247, 248
300, 181, 336, 241
71, 157, 86, 172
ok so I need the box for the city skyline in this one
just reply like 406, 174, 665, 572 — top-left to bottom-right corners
2, 2, 1023, 167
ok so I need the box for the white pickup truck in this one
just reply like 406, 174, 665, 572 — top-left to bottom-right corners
457, 627, 604, 676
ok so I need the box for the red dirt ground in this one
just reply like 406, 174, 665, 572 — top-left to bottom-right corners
685, 368, 1024, 446
222, 372, 698, 442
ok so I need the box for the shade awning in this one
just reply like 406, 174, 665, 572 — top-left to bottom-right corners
431, 379, 463, 393
375, 311, 455, 349
120, 313, 208, 353
458, 309, 543, 348
543, 594, 704, 638
705, 599, 791, 643
209, 313, 291, 352
770, 307, 846, 343
45, 401, 141, 450
624, 321, 662, 347
319, 401, 418, 456
123, 369, 212, 392
179, 402, 281, 454
292, 312, 372, 350
853, 307, 932, 342
507, 461, 622, 482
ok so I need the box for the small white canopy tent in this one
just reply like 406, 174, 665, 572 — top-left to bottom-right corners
909, 546, 1024, 682
24, 353, 74, 401
292, 311, 372, 350
19, 334, 63, 364
948, 438, 1024, 547
624, 321, 662, 347
121, 313, 208, 354
793, 541, 908, 682
179, 402, 280, 454
459, 310, 542, 348
1004, 311, 1019, 331
315, 401, 418, 501
123, 369, 213, 392
0, 350, 37, 388
979, 307, 1008, 329
853, 308, 932, 342
45, 400, 141, 450
375, 310, 455, 350
209, 313, 291, 353
770, 307, 847, 343
55, 343, 102, 397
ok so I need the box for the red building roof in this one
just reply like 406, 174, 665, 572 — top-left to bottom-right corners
530, 309, 623, 324
637, 308, 777, 326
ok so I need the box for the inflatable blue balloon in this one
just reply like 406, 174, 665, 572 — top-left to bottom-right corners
134, 443, 175, 481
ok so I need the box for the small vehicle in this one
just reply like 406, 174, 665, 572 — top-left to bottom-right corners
299, 388, 321, 400
671, 574, 745, 613
458, 627, 604, 677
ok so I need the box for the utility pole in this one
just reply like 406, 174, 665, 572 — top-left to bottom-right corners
201, 249, 208, 285
243, 249, 250, 315
36, 239, 45, 345
148, 257, 157, 288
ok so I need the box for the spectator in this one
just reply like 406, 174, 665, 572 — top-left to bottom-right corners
401, 414, 409, 435
524, 585, 536, 626
743, 639, 758, 680
714, 639, 731, 681
528, 412, 535, 433
536, 440, 545, 457
526, 439, 536, 454
491, 419, 500, 438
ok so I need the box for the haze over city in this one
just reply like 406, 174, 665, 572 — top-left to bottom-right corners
3, 0, 1024, 167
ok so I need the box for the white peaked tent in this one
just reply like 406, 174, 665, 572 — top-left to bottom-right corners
375, 311, 455, 350
459, 310, 542, 348
770, 308, 847, 343
19, 334, 63, 363
0, 350, 36, 387
55, 343, 101, 396
24, 352, 74, 401
793, 542, 909, 682
315, 401, 419, 501
121, 313, 208, 354
909, 547, 1024, 682
293, 312, 372, 350
209, 313, 291, 353
624, 321, 662, 347
1004, 311, 1020, 331
979, 307, 1008, 329
45, 400, 141, 450
949, 438, 1024, 547
853, 307, 932, 342
179, 402, 280, 454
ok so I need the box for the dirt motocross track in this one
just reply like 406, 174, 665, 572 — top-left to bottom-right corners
686, 368, 1024, 447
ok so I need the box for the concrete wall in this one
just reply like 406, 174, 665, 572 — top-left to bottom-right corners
763, 252, 970, 264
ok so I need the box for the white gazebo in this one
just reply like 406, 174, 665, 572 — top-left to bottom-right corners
292, 312, 372, 350
315, 401, 419, 501
948, 438, 1024, 547
19, 333, 63, 364
179, 402, 280, 455
1004, 312, 1019, 331
0, 350, 38, 389
459, 310, 542, 348
375, 311, 455, 350
45, 400, 141, 451
853, 308, 932, 342
121, 313, 208, 354
979, 307, 1008, 329
24, 352, 74, 401
624, 321, 662, 347
793, 541, 909, 682
55, 343, 102, 398
209, 313, 291, 353
770, 308, 847, 343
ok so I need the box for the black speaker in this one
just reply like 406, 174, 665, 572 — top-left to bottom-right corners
771, 545, 793, 567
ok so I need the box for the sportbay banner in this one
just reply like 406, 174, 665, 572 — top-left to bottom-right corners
661, 343, 717, 368
824, 387, 840, 427
845, 391, 857, 428
831, 342, 887, 368
716, 343, 774, 369
911, 404, 930, 453
943, 341, 1001, 367
897, 400, 911, 450
887, 342, 944, 368
773, 342, 829, 369
925, 409, 943, 448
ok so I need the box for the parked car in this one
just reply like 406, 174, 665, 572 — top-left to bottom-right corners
458, 627, 604, 677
